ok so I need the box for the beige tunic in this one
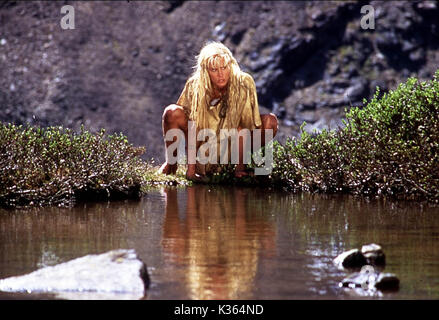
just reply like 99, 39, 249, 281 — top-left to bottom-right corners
177, 72, 262, 131
176, 72, 262, 173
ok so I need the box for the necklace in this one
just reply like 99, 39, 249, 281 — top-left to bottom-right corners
210, 87, 227, 106
210, 97, 221, 106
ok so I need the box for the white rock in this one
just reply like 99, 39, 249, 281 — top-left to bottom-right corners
0, 249, 149, 300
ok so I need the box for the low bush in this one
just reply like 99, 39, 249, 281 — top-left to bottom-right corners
270, 70, 439, 202
0, 124, 150, 208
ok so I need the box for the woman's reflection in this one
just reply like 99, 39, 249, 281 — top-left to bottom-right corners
162, 185, 275, 299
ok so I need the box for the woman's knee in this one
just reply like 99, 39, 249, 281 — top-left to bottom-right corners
261, 113, 278, 136
163, 104, 187, 126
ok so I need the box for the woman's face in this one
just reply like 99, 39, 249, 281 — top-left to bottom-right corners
207, 57, 230, 90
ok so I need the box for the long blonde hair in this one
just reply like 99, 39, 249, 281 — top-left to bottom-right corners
188, 41, 245, 130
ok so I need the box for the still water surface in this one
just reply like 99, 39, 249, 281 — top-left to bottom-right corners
1, 185, 439, 299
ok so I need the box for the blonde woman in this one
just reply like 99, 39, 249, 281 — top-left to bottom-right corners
159, 41, 278, 180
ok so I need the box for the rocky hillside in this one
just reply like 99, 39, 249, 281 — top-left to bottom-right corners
1, 0, 438, 161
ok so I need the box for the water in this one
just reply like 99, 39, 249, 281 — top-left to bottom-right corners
1, 184, 439, 300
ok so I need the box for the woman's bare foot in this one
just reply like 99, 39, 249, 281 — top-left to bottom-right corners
234, 170, 249, 178
234, 166, 254, 178
186, 172, 209, 183
185, 163, 209, 182
159, 162, 177, 175
234, 164, 248, 178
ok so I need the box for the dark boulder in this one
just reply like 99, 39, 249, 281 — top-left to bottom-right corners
334, 243, 386, 270
333, 248, 368, 270
374, 272, 400, 291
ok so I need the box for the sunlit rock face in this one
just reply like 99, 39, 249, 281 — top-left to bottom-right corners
1, 1, 438, 159
0, 249, 149, 300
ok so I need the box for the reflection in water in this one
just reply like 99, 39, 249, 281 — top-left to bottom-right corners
161, 185, 275, 299
0, 200, 144, 279
1, 186, 439, 299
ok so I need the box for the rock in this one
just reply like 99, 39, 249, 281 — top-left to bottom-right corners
0, 249, 149, 300
343, 77, 368, 104
409, 48, 426, 64
334, 243, 386, 270
336, 244, 399, 296
333, 248, 367, 270
340, 265, 377, 289
375, 272, 400, 291
415, 1, 437, 12
376, 31, 401, 56
361, 243, 386, 266
340, 265, 399, 292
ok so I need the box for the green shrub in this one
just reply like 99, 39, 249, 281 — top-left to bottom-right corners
0, 124, 149, 208
271, 70, 439, 202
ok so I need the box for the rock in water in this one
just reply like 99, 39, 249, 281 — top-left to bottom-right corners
340, 265, 399, 292
340, 265, 378, 289
335, 244, 399, 296
333, 248, 367, 270
333, 243, 386, 270
361, 243, 386, 266
0, 249, 149, 300
375, 273, 400, 291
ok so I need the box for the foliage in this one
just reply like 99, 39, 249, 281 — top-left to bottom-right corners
270, 70, 439, 202
0, 124, 147, 208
